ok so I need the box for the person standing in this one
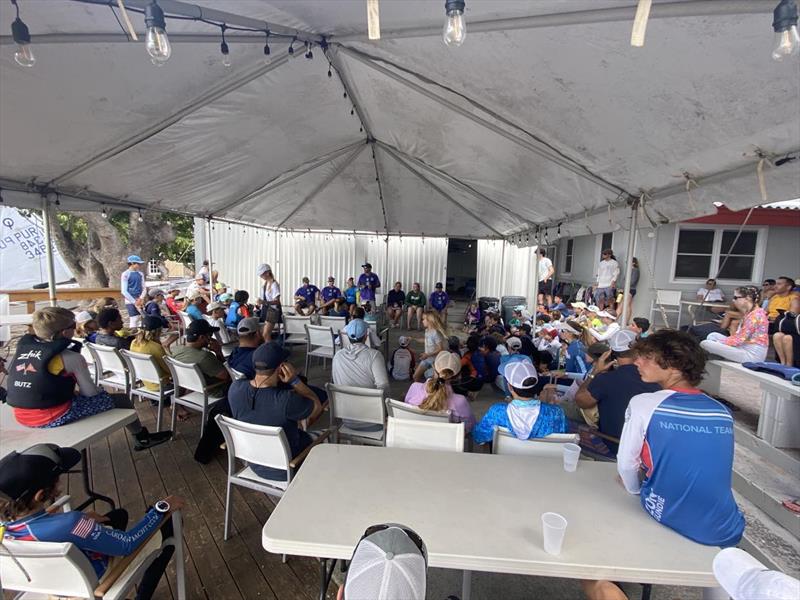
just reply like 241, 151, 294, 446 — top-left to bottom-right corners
405, 283, 426, 330
121, 255, 148, 328
594, 248, 620, 311
429, 282, 450, 323
357, 263, 381, 311
386, 282, 406, 327
320, 276, 343, 315
257, 263, 282, 341
536, 248, 555, 306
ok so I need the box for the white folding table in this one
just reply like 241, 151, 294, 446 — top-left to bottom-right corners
263, 445, 722, 600
680, 300, 728, 326
1, 404, 137, 509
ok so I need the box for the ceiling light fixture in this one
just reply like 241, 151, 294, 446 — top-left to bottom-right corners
443, 0, 466, 47
772, 0, 800, 60
10, 0, 35, 67
144, 1, 171, 66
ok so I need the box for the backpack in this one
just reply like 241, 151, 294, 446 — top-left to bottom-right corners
390, 347, 414, 380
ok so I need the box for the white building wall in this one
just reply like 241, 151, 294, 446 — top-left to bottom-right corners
476, 240, 536, 302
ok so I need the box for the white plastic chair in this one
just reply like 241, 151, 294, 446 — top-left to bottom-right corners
304, 324, 336, 374
225, 363, 247, 380
649, 289, 683, 329
203, 315, 236, 357
319, 315, 346, 329
0, 512, 186, 600
86, 343, 130, 396
326, 383, 386, 446
177, 310, 193, 329
164, 356, 226, 437
385, 417, 464, 452
73, 337, 97, 385
282, 314, 311, 346
120, 349, 173, 431
491, 427, 580, 458
385, 398, 451, 423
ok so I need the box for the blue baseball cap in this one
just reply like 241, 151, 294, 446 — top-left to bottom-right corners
127, 255, 145, 263
345, 318, 369, 340
252, 342, 290, 371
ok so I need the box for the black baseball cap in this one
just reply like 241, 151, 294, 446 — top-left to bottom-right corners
142, 315, 165, 331
435, 282, 443, 289
362, 263, 372, 269
253, 342, 290, 371
0, 444, 81, 502
185, 319, 219, 341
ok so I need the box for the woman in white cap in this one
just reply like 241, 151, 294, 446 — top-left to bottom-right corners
257, 263, 281, 341
404, 351, 475, 433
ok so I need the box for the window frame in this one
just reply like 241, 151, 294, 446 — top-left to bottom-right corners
563, 238, 574, 275
669, 224, 768, 285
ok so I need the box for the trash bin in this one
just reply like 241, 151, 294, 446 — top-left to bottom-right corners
478, 296, 499, 313
501, 295, 527, 326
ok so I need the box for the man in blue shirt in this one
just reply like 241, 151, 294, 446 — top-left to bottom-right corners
0, 444, 184, 600
120, 254, 147, 328
185, 292, 206, 321
319, 276, 342, 315
294, 277, 320, 316
357, 263, 380, 311
429, 282, 450, 321
386, 281, 406, 328
226, 317, 263, 379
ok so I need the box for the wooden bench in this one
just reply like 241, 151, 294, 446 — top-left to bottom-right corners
702, 359, 800, 449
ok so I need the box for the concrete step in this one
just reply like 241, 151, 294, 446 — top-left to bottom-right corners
735, 491, 800, 579
734, 423, 800, 477
734, 443, 800, 538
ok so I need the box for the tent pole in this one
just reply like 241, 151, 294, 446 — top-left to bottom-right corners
499, 240, 507, 301
532, 229, 541, 311
620, 200, 639, 327
205, 217, 214, 294
41, 196, 58, 307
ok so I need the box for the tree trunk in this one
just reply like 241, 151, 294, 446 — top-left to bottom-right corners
51, 211, 176, 289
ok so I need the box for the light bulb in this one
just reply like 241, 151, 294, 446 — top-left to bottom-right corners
221, 41, 232, 67
144, 2, 170, 66
11, 17, 35, 67
772, 0, 800, 61
772, 25, 800, 60
443, 1, 466, 47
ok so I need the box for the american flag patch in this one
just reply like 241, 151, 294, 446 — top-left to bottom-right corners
71, 517, 95, 539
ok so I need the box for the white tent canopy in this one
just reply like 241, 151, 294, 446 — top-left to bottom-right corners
1, 0, 798, 239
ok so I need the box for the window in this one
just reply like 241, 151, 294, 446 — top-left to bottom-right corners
673, 227, 764, 282
601, 232, 613, 254
564, 239, 574, 274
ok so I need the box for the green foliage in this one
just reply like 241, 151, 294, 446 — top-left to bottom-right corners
157, 213, 195, 266
56, 212, 88, 245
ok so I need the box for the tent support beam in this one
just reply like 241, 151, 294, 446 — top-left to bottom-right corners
41, 196, 59, 306
209, 140, 365, 215
532, 229, 541, 310
371, 144, 390, 235
375, 140, 529, 229
276, 145, 365, 229
382, 145, 504, 237
205, 217, 214, 291
332, 1, 776, 42
620, 199, 639, 327
336, 45, 626, 197
50, 54, 294, 186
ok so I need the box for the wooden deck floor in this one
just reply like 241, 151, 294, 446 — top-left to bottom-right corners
70, 398, 328, 600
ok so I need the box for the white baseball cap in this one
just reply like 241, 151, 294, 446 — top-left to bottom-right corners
608, 329, 638, 352
596, 310, 617, 319
75, 311, 93, 324
398, 336, 410, 348
256, 263, 272, 276
506, 336, 522, 350
559, 323, 580, 335
713, 548, 800, 600
501, 360, 538, 389
207, 302, 224, 312
587, 305, 600, 313
571, 301, 587, 309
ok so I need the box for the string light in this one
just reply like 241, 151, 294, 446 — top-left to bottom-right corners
327, 63, 332, 77
772, 0, 800, 60
10, 0, 35, 67
54, 194, 61, 207
219, 25, 231, 67
288, 35, 296, 54
304, 41, 314, 59
443, 0, 466, 47
101, 205, 108, 219
144, 0, 171, 66
137, 208, 144, 222
263, 30, 271, 57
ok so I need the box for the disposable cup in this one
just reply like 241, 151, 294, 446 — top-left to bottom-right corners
563, 443, 581, 472
541, 512, 568, 555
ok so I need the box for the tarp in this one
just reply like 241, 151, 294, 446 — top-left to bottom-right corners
0, 0, 798, 239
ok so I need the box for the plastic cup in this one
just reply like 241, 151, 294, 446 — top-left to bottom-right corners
541, 512, 568, 555
563, 443, 581, 472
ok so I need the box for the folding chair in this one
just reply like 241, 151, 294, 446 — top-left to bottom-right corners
215, 415, 331, 541
73, 337, 97, 385
0, 512, 186, 600
203, 315, 236, 357
319, 315, 346, 330
491, 427, 579, 458
385, 417, 464, 452
649, 289, 683, 329
325, 383, 386, 446
120, 350, 174, 431
282, 315, 311, 346
164, 356, 226, 437
304, 324, 336, 374
225, 363, 247, 381
384, 398, 451, 422
86, 343, 130, 396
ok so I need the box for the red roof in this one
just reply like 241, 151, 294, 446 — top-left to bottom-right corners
684, 205, 800, 227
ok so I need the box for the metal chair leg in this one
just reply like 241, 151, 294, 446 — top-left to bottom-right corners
223, 480, 232, 541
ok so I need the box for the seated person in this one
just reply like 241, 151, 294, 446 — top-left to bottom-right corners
343, 277, 358, 308
497, 337, 533, 396
332, 319, 389, 393
573, 330, 659, 454
185, 275, 210, 306
5, 307, 170, 449
294, 277, 319, 316
95, 307, 133, 350
700, 287, 768, 364
320, 276, 343, 315
629, 316, 651, 338
774, 295, 800, 367
143, 290, 178, 349
586, 330, 745, 600
0, 444, 184, 600
389, 336, 416, 381
462, 334, 487, 384
464, 301, 480, 332
405, 282, 426, 331
767, 276, 800, 334
164, 289, 183, 315
327, 297, 349, 318
556, 322, 588, 381
130, 315, 172, 392
428, 282, 450, 321
586, 310, 620, 342
206, 301, 236, 346
404, 351, 475, 433
549, 294, 569, 314
225, 290, 251, 329
412, 310, 448, 382
386, 281, 406, 327
170, 320, 230, 385
228, 343, 324, 480
227, 318, 263, 380
143, 288, 166, 318
472, 360, 567, 444
478, 335, 502, 387
484, 313, 506, 337
697, 278, 725, 303
185, 292, 206, 321
74, 311, 98, 343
